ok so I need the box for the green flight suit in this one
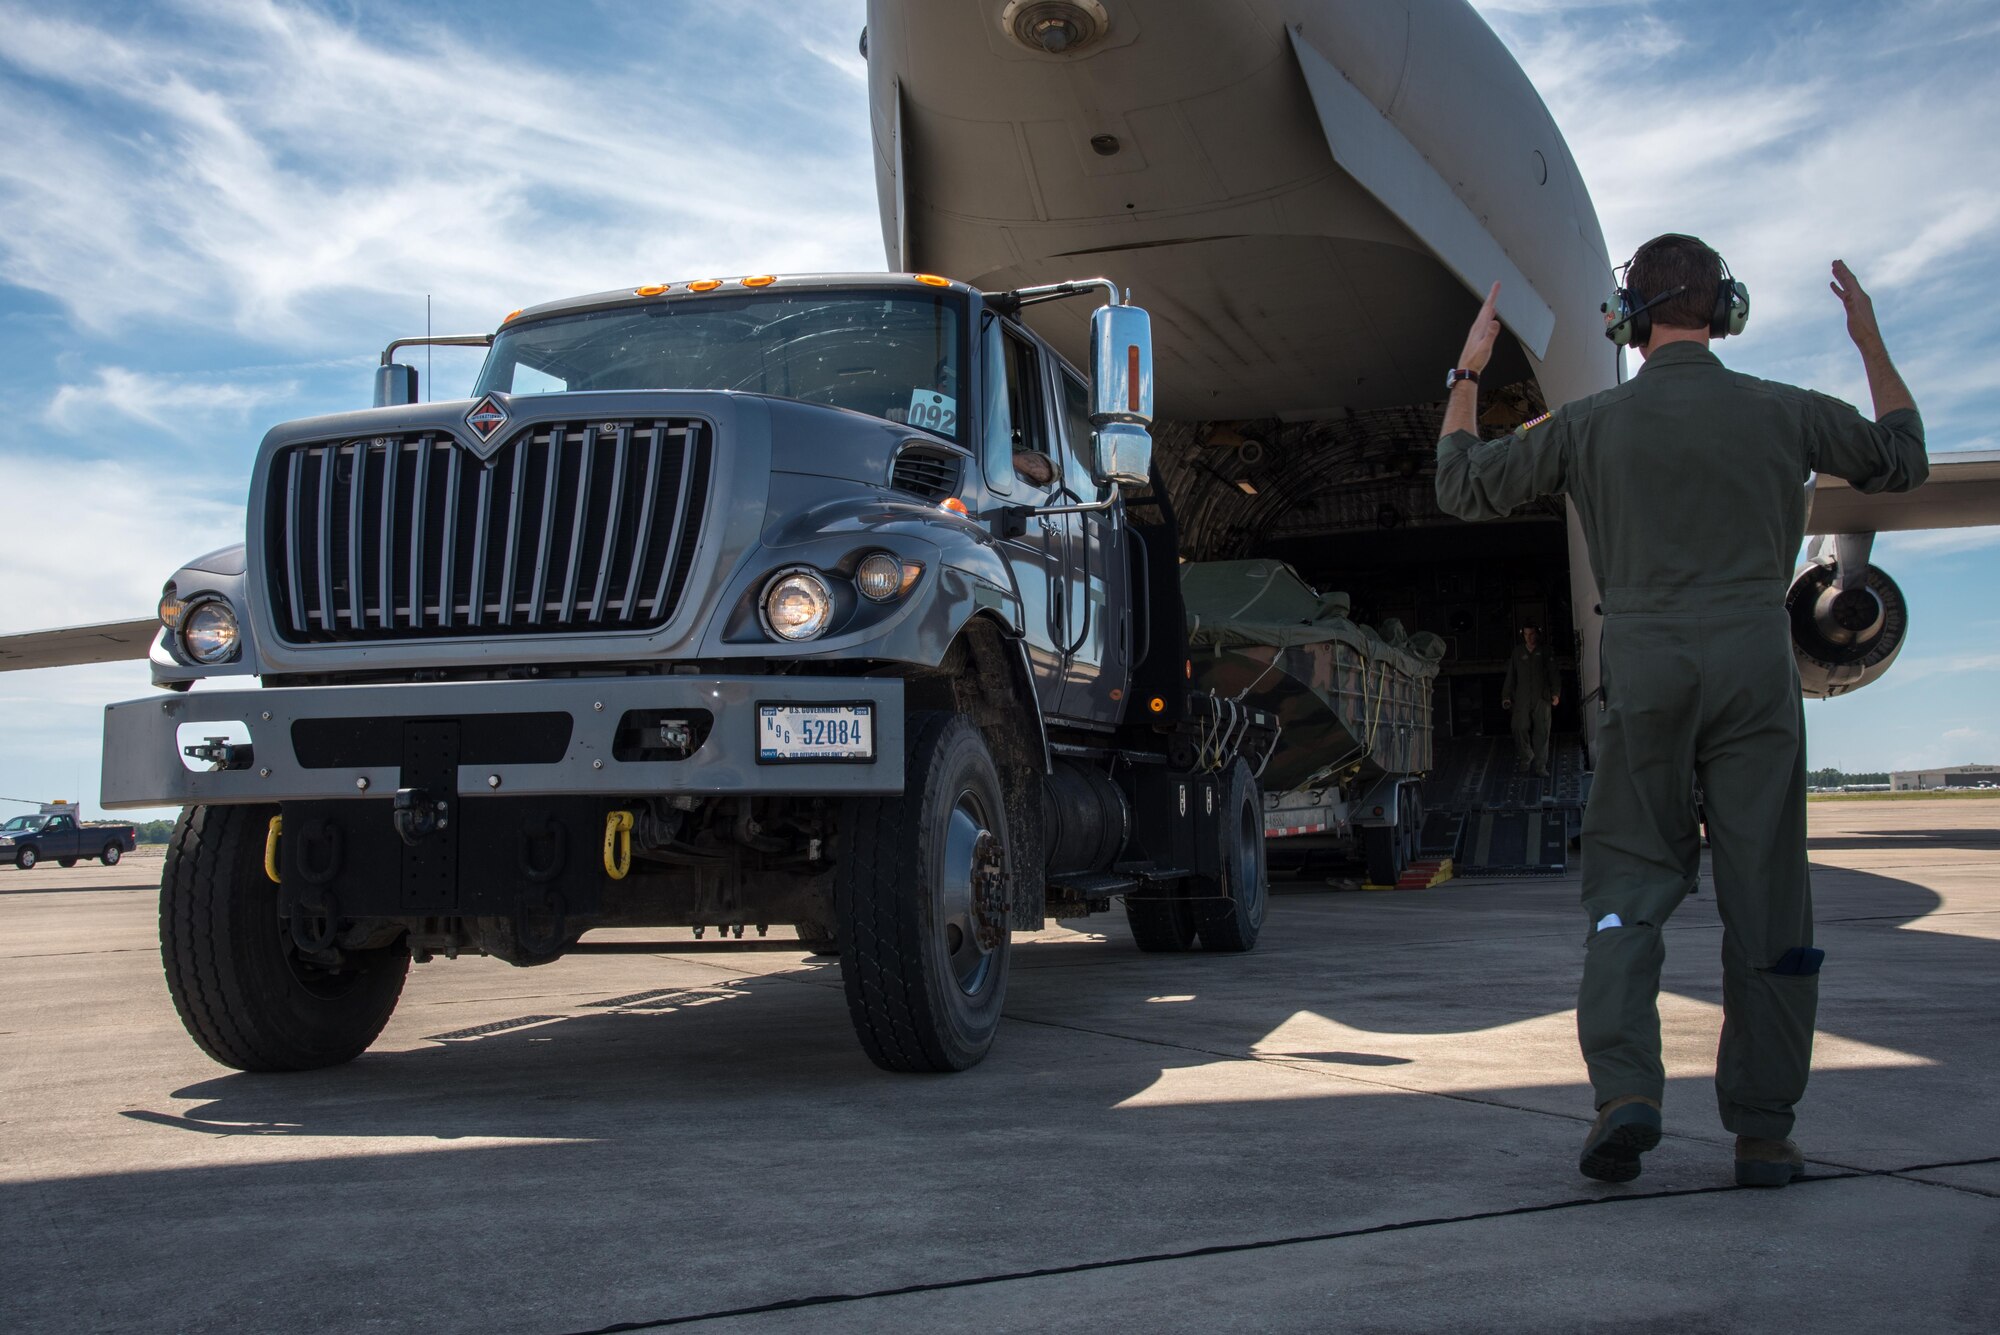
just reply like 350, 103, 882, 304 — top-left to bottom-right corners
1503, 641, 1559, 773
1436, 343, 1926, 1138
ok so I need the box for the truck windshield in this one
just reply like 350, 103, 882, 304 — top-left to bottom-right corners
472, 289, 967, 444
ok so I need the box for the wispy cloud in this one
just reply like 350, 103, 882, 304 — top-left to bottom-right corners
0, 451, 242, 632
0, 0, 882, 347
44, 367, 301, 438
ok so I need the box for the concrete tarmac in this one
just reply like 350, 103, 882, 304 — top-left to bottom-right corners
3, 798, 1996, 1333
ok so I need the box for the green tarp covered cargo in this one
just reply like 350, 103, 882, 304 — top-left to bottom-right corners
1182, 560, 1442, 789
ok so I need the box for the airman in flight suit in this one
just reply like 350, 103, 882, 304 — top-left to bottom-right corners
1433, 239, 1926, 1187
1502, 626, 1560, 774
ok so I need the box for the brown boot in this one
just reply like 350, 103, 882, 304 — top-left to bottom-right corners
1735, 1136, 1804, 1187
1578, 1095, 1662, 1183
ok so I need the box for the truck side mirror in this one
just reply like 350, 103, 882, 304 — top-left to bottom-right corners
374, 363, 419, 407
1089, 303, 1154, 487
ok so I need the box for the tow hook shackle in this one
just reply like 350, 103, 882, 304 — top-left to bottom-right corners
264, 815, 283, 884
391, 787, 450, 847
603, 809, 635, 880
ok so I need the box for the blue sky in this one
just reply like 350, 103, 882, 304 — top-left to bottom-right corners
0, 0, 1994, 820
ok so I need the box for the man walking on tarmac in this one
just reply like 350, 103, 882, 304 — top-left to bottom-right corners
1433, 236, 1926, 1187
1502, 625, 1560, 775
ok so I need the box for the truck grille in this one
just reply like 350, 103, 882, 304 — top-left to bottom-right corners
266, 419, 711, 642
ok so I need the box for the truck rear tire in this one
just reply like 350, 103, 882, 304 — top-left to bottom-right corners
1194, 760, 1267, 953
102, 843, 122, 866
160, 804, 409, 1072
1363, 823, 1402, 887
794, 923, 839, 956
1123, 891, 1198, 951
59, 857, 77, 868
835, 712, 1013, 1073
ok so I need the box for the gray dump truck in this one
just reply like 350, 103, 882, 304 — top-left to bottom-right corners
102, 272, 1277, 1074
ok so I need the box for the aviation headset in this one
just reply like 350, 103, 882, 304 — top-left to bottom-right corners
1601, 234, 1750, 347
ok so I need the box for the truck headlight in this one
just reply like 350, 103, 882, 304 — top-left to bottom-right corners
181, 600, 241, 664
761, 570, 833, 642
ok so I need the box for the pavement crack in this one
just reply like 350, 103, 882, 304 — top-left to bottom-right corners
549, 1157, 1990, 1334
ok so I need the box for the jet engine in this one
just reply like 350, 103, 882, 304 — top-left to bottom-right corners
1786, 533, 1908, 698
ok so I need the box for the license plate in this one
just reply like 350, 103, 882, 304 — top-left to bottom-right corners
757, 704, 875, 763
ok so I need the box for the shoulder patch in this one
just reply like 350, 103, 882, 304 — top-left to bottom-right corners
1515, 411, 1553, 438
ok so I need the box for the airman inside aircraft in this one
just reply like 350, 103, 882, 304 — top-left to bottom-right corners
1433, 237, 1927, 1188
1502, 624, 1560, 776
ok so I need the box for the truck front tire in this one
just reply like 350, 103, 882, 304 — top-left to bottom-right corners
835, 712, 1013, 1072
160, 804, 409, 1072
15, 847, 36, 870
1194, 760, 1267, 952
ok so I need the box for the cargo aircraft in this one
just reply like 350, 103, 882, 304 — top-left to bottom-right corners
6, 0, 1999, 774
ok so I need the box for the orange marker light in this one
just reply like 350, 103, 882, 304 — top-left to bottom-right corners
502, 309, 522, 324
939, 497, 969, 516
635, 284, 668, 296
1149, 696, 1166, 713
741, 274, 776, 287
914, 273, 951, 287
689, 279, 723, 292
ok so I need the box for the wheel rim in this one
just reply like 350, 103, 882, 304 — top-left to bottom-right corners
105, 846, 120, 864
936, 786, 1004, 997
1231, 792, 1264, 920
19, 850, 33, 868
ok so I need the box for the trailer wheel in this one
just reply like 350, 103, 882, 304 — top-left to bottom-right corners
1363, 825, 1400, 886
835, 712, 1013, 1073
15, 846, 36, 870
102, 843, 123, 866
161, 804, 409, 1072
1194, 760, 1267, 953
794, 922, 839, 957
1123, 889, 1198, 952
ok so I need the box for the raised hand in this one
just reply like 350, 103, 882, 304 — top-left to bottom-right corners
1457, 281, 1502, 373
1830, 260, 1880, 348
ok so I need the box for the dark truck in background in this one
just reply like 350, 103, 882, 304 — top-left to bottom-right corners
1, 808, 137, 869
101, 272, 1277, 1075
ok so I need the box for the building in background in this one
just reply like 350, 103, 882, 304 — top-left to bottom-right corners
1890, 764, 2000, 791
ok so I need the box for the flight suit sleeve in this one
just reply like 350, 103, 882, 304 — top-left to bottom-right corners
1803, 394, 1927, 494
1435, 409, 1572, 521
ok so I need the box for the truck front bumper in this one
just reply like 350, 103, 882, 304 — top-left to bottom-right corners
101, 676, 905, 810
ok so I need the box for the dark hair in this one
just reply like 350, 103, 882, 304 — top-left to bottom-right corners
1626, 233, 1723, 333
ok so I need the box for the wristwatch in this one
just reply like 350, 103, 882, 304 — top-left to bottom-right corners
1445, 368, 1480, 391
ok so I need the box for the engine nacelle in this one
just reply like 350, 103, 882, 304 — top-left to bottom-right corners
1786, 559, 1908, 698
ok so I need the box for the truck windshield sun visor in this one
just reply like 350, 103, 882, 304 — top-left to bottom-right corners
473, 290, 969, 445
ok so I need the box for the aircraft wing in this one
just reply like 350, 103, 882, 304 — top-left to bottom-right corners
1809, 450, 2000, 534
0, 619, 157, 672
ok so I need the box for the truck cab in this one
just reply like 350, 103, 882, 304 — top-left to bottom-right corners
103, 273, 1275, 1075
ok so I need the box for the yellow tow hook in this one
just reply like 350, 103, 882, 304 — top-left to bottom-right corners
264, 814, 283, 884
603, 809, 635, 880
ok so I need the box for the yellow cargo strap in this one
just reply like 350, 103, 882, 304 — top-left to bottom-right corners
603, 810, 635, 880
264, 815, 283, 884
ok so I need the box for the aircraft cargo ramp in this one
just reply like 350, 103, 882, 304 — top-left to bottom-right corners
1419, 734, 1588, 876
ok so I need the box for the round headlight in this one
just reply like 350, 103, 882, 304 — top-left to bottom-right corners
762, 570, 833, 642
855, 552, 904, 603
181, 601, 241, 664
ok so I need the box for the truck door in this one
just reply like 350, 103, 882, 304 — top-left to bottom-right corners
1052, 364, 1128, 723
40, 814, 76, 858
981, 316, 1068, 711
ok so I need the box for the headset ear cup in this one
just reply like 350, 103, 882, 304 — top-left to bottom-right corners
1726, 280, 1749, 336
1603, 290, 1632, 346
